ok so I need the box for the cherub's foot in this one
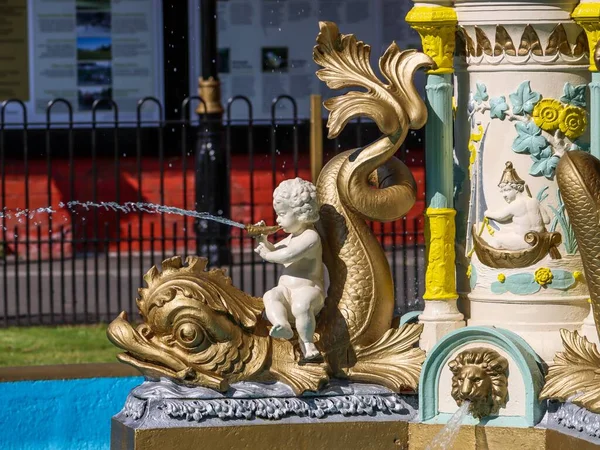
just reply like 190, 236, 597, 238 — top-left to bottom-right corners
270, 324, 294, 339
300, 343, 324, 363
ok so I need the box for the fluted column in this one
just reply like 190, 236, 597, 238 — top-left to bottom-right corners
407, 5, 465, 351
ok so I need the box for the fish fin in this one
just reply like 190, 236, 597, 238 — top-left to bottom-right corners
347, 324, 425, 392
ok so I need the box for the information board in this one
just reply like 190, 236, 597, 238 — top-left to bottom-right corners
188, 0, 423, 121
0, 0, 164, 125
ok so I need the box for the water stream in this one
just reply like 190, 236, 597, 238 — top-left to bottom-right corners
0, 201, 247, 230
425, 401, 471, 450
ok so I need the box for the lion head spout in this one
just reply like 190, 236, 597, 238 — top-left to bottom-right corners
448, 348, 509, 419
107, 256, 269, 391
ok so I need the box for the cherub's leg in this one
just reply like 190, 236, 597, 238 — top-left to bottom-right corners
291, 287, 324, 360
263, 287, 293, 339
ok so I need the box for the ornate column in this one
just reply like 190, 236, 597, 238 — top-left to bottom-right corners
407, 4, 466, 351
455, 0, 591, 363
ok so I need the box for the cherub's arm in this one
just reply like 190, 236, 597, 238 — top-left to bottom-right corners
252, 220, 283, 251
256, 236, 277, 252
256, 230, 319, 265
485, 204, 515, 222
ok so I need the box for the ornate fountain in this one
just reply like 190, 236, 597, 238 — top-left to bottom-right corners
108, 4, 600, 449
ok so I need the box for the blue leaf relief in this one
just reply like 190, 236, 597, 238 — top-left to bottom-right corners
549, 270, 576, 290
512, 121, 550, 157
491, 281, 507, 294
489, 96, 509, 120
560, 82, 587, 108
474, 83, 489, 104
509, 81, 542, 115
469, 264, 477, 290
505, 273, 540, 295
529, 149, 560, 179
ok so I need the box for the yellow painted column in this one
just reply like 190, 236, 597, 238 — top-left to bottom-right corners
407, 5, 465, 350
423, 208, 458, 301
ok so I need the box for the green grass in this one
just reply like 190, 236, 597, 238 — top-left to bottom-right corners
0, 324, 120, 367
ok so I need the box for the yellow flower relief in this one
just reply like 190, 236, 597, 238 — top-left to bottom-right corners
573, 271, 583, 280
559, 105, 587, 140
534, 267, 553, 286
497, 273, 506, 283
532, 99, 563, 132
466, 265, 472, 279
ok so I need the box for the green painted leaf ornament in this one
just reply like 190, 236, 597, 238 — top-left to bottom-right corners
512, 121, 550, 157
489, 96, 509, 120
549, 270, 576, 290
560, 82, 587, 108
505, 273, 540, 295
529, 149, 559, 179
509, 81, 542, 115
474, 83, 489, 104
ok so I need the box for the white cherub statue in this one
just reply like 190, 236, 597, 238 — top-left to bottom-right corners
254, 177, 325, 362
484, 161, 550, 250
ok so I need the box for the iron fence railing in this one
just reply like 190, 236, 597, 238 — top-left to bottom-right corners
0, 96, 425, 327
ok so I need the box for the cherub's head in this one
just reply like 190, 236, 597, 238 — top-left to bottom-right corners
498, 162, 526, 203
499, 181, 525, 203
273, 178, 319, 234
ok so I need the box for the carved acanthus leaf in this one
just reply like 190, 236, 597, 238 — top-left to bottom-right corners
494, 26, 516, 56
347, 324, 426, 391
519, 25, 543, 57
475, 26, 493, 56
573, 30, 589, 57
314, 21, 432, 139
540, 329, 600, 413
546, 24, 572, 57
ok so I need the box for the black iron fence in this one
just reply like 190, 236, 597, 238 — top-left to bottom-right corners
0, 96, 425, 327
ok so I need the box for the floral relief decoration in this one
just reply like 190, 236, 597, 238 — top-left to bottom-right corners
470, 81, 589, 179
490, 267, 579, 295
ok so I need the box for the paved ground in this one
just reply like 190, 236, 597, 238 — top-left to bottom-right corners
0, 249, 425, 326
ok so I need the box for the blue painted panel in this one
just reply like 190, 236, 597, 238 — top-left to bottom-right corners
0, 376, 142, 450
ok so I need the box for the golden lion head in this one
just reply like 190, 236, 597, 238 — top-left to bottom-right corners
448, 347, 509, 419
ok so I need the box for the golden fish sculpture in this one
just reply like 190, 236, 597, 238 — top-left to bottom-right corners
107, 22, 432, 395
540, 151, 600, 412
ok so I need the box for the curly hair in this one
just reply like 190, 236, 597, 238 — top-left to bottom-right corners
273, 178, 319, 224
499, 182, 525, 193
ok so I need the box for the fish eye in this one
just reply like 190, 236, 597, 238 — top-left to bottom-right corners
174, 322, 208, 351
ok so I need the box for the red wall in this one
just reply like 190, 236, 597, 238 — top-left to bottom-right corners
1, 155, 425, 259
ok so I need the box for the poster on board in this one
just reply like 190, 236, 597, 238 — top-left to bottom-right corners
0, 0, 164, 126
188, 0, 423, 121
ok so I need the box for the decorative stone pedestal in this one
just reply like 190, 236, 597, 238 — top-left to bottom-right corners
110, 379, 600, 450
110, 380, 417, 450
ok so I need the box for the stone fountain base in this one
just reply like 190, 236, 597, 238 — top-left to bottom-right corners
110, 379, 600, 450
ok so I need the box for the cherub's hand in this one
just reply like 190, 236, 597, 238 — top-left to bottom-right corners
254, 242, 270, 260
253, 220, 268, 244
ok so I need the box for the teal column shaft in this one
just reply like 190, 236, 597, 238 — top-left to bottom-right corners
425, 74, 454, 208
591, 72, 600, 160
